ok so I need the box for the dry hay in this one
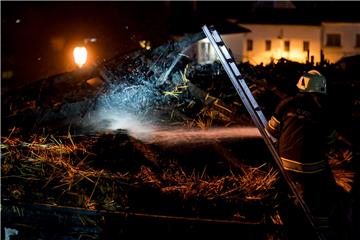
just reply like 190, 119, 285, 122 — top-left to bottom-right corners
328, 149, 355, 193
161, 162, 278, 201
1, 128, 354, 227
1, 132, 279, 214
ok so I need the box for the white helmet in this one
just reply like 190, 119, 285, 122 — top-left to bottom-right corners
297, 70, 327, 94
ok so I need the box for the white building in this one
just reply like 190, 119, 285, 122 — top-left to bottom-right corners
322, 22, 360, 62
196, 22, 360, 65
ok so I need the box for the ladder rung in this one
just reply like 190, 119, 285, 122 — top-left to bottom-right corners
212, 30, 223, 43
215, 40, 225, 46
220, 45, 232, 60
229, 62, 241, 77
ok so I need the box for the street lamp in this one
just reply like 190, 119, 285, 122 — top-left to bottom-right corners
73, 46, 87, 68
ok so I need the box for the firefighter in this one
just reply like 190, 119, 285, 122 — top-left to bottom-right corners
266, 70, 344, 237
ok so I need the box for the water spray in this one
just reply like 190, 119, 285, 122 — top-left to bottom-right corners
141, 127, 261, 146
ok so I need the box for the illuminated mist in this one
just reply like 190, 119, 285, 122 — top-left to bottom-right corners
85, 82, 161, 137
83, 39, 192, 137
80, 33, 261, 144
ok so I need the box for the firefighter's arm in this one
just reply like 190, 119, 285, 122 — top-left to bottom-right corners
266, 115, 281, 139
266, 97, 292, 141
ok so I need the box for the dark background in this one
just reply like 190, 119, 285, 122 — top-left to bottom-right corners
2, 1, 360, 90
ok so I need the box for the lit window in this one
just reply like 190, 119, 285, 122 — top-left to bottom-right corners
247, 39, 253, 51
265, 40, 271, 51
284, 41, 290, 52
356, 34, 360, 47
201, 42, 210, 55
200, 42, 211, 62
303, 41, 310, 52
326, 34, 341, 47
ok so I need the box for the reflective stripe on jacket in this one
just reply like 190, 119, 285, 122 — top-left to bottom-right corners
280, 157, 327, 174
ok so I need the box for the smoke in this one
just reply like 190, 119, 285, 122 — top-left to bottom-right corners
88, 108, 155, 138
84, 82, 160, 136
82, 52, 194, 135
83, 82, 262, 143
98, 82, 162, 115
85, 106, 262, 145
84, 81, 262, 144
82, 81, 262, 143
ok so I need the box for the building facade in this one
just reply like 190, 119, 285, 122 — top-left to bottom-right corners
195, 22, 360, 65
322, 22, 360, 63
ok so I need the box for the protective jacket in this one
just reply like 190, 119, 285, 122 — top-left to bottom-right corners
266, 92, 336, 174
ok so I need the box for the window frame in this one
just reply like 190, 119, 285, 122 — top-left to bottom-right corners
265, 40, 271, 51
284, 40, 290, 52
247, 39, 253, 51
355, 34, 360, 48
326, 33, 341, 47
303, 41, 310, 52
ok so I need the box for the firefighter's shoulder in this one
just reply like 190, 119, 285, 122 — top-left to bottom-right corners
275, 95, 298, 114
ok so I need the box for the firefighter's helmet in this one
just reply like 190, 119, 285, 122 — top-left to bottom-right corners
297, 70, 327, 94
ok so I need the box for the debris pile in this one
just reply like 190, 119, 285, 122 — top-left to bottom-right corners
1, 131, 280, 222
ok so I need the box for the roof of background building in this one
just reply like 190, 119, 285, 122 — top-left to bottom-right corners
168, 1, 360, 35
170, 19, 251, 36
231, 1, 360, 25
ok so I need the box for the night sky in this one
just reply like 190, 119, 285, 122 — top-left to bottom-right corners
2, 1, 172, 89
2, 1, 360, 90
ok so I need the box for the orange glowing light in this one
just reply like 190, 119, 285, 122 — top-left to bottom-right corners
73, 46, 87, 68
